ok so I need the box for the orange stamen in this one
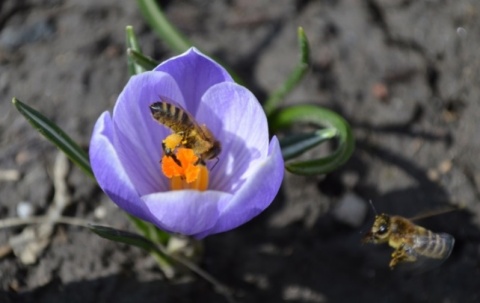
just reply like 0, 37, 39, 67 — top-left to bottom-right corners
161, 147, 209, 191
170, 165, 209, 191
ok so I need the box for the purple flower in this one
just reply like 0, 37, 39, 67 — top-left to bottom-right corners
89, 48, 284, 238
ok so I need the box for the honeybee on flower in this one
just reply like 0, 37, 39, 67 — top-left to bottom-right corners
149, 99, 221, 166
89, 48, 284, 238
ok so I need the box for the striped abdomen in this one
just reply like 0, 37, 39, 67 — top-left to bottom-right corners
149, 101, 195, 134
413, 229, 455, 259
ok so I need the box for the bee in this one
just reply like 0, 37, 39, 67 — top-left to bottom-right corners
149, 100, 221, 165
363, 212, 455, 270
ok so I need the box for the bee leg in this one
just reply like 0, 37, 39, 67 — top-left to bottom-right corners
161, 140, 171, 155
211, 157, 220, 170
389, 250, 404, 269
162, 141, 182, 167
170, 154, 182, 167
193, 158, 206, 166
389, 246, 416, 269
177, 131, 188, 145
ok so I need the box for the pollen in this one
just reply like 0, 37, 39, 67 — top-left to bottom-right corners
163, 133, 183, 151
161, 147, 209, 191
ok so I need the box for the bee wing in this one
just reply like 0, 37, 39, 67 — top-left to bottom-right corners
157, 95, 187, 111
411, 232, 455, 259
440, 233, 456, 257
157, 95, 209, 134
398, 233, 454, 273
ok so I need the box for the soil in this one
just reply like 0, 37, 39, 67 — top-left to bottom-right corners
1, 0, 480, 302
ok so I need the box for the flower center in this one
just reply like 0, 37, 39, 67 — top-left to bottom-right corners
161, 138, 209, 191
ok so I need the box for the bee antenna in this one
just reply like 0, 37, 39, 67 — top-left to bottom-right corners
368, 200, 378, 215
211, 157, 220, 170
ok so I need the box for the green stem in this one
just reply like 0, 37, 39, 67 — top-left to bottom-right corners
126, 26, 146, 74
136, 0, 191, 53
264, 27, 310, 116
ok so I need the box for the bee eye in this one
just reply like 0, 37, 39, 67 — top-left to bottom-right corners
377, 224, 388, 235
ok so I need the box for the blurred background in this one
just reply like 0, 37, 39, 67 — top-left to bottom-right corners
1, 0, 479, 302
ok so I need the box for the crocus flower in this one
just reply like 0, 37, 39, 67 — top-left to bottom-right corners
89, 48, 284, 238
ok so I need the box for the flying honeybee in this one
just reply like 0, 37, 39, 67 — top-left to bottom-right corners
149, 100, 221, 165
363, 210, 455, 270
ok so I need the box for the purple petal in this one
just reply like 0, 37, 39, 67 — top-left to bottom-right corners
195, 82, 269, 192
195, 136, 284, 238
112, 71, 184, 195
154, 48, 234, 115
142, 190, 231, 236
90, 112, 156, 224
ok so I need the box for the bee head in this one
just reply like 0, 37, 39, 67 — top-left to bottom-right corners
149, 102, 162, 114
204, 140, 222, 160
363, 214, 391, 243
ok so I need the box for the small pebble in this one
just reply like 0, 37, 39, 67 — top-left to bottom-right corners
94, 205, 107, 219
438, 160, 452, 174
0, 20, 55, 50
456, 27, 467, 38
372, 82, 389, 101
16, 201, 34, 219
332, 193, 368, 228
0, 169, 20, 181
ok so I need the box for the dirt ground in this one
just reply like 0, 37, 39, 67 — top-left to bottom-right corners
1, 0, 480, 302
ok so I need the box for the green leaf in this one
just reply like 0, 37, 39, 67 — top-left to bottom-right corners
127, 48, 159, 71
263, 27, 310, 116
136, 0, 191, 53
271, 105, 355, 175
127, 214, 170, 245
126, 26, 146, 75
280, 128, 337, 161
89, 224, 175, 278
11, 98, 94, 178
13, 89, 175, 274
89, 224, 162, 254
